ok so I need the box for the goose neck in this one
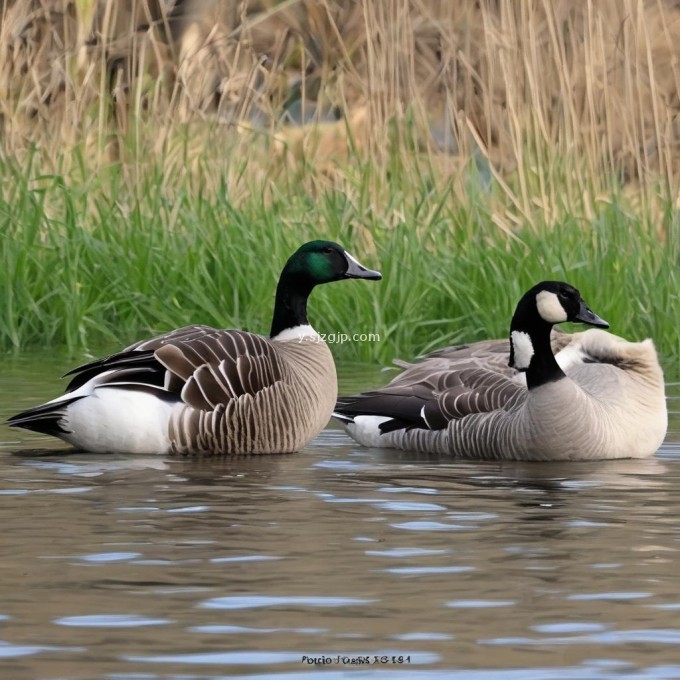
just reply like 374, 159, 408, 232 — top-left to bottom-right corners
510, 315, 565, 389
269, 274, 313, 339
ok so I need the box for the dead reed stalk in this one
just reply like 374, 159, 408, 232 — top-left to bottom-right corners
1, 0, 679, 221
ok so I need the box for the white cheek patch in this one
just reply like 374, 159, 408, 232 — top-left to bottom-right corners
511, 330, 535, 370
536, 290, 568, 323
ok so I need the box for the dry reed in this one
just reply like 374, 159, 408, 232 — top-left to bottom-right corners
1, 0, 680, 224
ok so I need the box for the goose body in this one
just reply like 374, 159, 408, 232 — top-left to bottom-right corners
335, 283, 667, 461
9, 241, 381, 455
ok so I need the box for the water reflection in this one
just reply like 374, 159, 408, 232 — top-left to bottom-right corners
0, 355, 678, 678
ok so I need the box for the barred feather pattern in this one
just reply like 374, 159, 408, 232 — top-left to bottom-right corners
432, 369, 525, 420
163, 332, 337, 455
379, 374, 626, 460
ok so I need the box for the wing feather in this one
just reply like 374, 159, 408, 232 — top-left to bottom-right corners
434, 369, 525, 421
155, 343, 198, 381
63, 326, 286, 416
337, 352, 528, 433
124, 325, 219, 351
158, 331, 285, 410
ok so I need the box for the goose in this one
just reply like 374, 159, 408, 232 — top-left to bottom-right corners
8, 240, 381, 455
334, 281, 667, 461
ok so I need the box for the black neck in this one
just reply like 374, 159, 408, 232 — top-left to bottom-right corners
269, 273, 314, 338
511, 313, 565, 390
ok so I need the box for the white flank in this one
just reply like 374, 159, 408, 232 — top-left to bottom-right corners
45, 371, 177, 454
345, 415, 391, 448
60, 386, 179, 454
511, 330, 535, 370
536, 290, 568, 323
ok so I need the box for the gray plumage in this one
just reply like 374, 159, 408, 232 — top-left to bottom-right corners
393, 327, 572, 378
388, 332, 665, 460
336, 286, 667, 461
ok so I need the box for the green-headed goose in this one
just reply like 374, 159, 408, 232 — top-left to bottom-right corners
334, 281, 667, 461
9, 240, 381, 455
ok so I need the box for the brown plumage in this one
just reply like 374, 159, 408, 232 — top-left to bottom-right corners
56, 325, 337, 455
8, 240, 381, 455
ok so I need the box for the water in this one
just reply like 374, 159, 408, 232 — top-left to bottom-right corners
0, 352, 679, 679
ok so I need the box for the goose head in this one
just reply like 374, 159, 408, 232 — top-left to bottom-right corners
283, 240, 382, 285
270, 241, 381, 340
509, 281, 609, 372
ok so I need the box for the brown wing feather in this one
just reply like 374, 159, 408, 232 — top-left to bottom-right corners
187, 365, 225, 409
181, 375, 213, 410
154, 343, 197, 381
336, 333, 549, 431
155, 330, 285, 411
435, 369, 525, 420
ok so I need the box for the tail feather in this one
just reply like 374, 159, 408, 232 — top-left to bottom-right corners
64, 350, 161, 392
7, 396, 85, 436
331, 411, 354, 425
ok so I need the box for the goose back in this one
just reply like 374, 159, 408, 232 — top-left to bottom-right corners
394, 328, 574, 380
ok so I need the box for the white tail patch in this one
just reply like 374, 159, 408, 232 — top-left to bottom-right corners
344, 415, 391, 448
511, 331, 535, 370
536, 291, 568, 323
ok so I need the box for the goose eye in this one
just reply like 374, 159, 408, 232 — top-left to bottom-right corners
323, 247, 333, 254
558, 290, 569, 300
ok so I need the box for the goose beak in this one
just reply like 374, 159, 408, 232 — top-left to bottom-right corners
343, 251, 382, 280
575, 300, 609, 328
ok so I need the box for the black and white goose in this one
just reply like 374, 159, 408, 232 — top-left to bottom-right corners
334, 281, 667, 461
9, 240, 381, 455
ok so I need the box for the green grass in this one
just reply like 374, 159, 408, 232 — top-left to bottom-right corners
1, 146, 678, 367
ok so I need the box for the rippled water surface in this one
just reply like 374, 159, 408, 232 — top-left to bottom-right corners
0, 352, 679, 679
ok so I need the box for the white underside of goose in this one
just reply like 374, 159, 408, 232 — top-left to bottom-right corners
50, 373, 180, 454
